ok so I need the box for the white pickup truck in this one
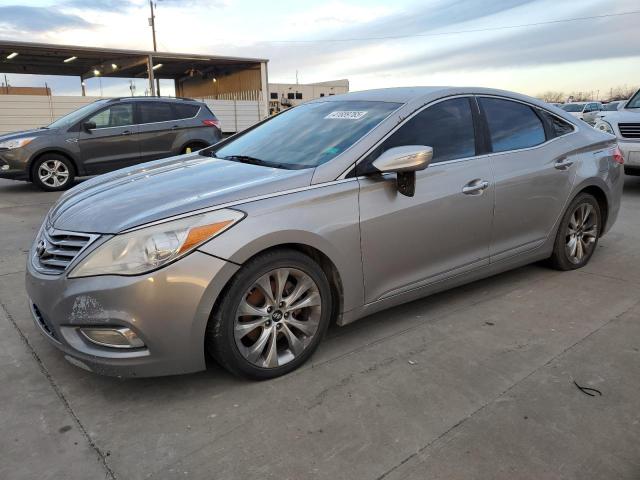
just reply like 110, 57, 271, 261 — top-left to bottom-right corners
594, 89, 640, 175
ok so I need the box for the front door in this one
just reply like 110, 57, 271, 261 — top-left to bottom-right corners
476, 96, 578, 261
357, 97, 495, 303
78, 102, 140, 174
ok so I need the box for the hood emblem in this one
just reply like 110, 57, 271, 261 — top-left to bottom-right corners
35, 239, 48, 258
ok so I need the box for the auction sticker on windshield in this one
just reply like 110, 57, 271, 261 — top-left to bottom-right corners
325, 111, 368, 120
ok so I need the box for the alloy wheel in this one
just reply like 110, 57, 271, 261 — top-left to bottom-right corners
565, 203, 598, 264
38, 160, 69, 188
234, 267, 322, 368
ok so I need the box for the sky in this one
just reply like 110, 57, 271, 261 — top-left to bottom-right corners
0, 0, 638, 98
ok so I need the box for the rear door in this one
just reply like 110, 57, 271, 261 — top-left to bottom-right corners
78, 102, 140, 174
477, 96, 577, 262
357, 97, 495, 303
136, 101, 182, 163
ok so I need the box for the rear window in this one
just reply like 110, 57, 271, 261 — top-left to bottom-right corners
480, 98, 545, 152
139, 102, 174, 123
560, 103, 584, 113
174, 104, 200, 119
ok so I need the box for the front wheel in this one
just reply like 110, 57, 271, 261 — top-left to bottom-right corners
548, 193, 601, 270
32, 154, 75, 191
206, 249, 332, 379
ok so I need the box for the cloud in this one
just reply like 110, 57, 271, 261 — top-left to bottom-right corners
62, 0, 136, 12
0, 6, 92, 32
351, 4, 640, 75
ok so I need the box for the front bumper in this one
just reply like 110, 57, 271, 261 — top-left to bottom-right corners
0, 149, 30, 180
25, 250, 239, 377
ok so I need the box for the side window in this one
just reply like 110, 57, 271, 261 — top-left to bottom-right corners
139, 102, 175, 123
538, 110, 575, 138
87, 104, 133, 128
173, 104, 199, 119
480, 98, 545, 152
367, 97, 476, 166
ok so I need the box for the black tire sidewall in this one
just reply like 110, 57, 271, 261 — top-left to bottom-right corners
550, 193, 601, 270
207, 249, 332, 379
32, 155, 75, 191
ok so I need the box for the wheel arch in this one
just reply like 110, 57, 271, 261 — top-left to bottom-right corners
209, 242, 346, 329
28, 149, 80, 180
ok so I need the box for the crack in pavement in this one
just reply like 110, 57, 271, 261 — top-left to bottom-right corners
373, 297, 640, 480
0, 302, 117, 480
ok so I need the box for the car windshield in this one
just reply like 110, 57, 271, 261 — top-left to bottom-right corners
208, 100, 402, 169
604, 102, 620, 111
626, 90, 640, 109
47, 100, 110, 129
560, 103, 585, 113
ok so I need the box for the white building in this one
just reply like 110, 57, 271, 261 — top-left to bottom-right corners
268, 79, 349, 113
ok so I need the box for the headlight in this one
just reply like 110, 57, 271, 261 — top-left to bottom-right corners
595, 121, 614, 135
68, 209, 244, 278
0, 137, 36, 150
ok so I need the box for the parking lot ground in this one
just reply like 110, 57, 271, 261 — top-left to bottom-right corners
1, 176, 640, 480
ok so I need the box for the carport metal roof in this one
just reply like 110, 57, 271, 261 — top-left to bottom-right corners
0, 40, 268, 95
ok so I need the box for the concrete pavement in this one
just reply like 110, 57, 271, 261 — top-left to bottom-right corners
1, 176, 639, 480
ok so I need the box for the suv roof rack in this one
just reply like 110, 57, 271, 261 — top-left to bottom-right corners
107, 96, 196, 103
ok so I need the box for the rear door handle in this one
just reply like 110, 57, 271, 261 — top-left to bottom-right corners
121, 130, 132, 136
171, 125, 179, 130
462, 179, 489, 195
555, 158, 574, 170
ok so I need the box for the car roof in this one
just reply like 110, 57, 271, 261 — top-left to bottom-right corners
309, 86, 557, 109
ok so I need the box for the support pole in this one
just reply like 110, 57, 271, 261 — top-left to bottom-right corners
147, 55, 156, 96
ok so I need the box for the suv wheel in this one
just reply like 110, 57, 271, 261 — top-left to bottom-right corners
182, 142, 207, 154
206, 249, 332, 379
32, 154, 75, 191
549, 193, 601, 270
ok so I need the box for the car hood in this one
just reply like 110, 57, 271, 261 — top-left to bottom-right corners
49, 154, 314, 233
596, 109, 640, 122
0, 127, 59, 142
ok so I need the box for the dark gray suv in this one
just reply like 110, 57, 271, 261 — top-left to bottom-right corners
0, 97, 222, 191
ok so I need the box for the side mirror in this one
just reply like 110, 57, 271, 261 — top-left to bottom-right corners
371, 145, 433, 197
83, 121, 96, 132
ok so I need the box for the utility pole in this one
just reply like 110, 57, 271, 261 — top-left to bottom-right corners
148, 0, 160, 96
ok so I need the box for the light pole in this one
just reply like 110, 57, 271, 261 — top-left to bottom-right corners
149, 0, 161, 96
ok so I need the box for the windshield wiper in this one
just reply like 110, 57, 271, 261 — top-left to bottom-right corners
222, 155, 290, 169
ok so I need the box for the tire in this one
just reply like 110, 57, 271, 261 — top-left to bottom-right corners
206, 249, 332, 379
32, 154, 75, 191
548, 193, 601, 271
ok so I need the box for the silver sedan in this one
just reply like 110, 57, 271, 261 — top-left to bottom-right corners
26, 87, 624, 379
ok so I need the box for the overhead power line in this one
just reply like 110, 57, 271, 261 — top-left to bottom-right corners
260, 10, 640, 44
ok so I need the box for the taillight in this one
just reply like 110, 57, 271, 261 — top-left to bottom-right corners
202, 119, 221, 129
612, 145, 624, 165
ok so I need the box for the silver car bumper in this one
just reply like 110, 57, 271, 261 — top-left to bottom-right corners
25, 250, 238, 377
618, 139, 640, 167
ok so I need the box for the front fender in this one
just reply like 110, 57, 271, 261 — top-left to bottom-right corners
197, 180, 364, 313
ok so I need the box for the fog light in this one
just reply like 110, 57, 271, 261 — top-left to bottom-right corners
1, 164, 9, 171
79, 327, 145, 349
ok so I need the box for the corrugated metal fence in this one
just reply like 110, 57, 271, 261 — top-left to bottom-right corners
0, 94, 266, 135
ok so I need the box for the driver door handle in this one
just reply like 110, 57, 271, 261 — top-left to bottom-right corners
462, 179, 489, 195
121, 130, 132, 136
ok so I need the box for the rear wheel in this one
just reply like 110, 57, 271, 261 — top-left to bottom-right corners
32, 154, 75, 191
206, 249, 332, 379
182, 142, 207, 154
548, 193, 601, 270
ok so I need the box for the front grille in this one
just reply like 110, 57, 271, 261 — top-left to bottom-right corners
32, 227, 97, 275
31, 303, 58, 341
619, 123, 640, 139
